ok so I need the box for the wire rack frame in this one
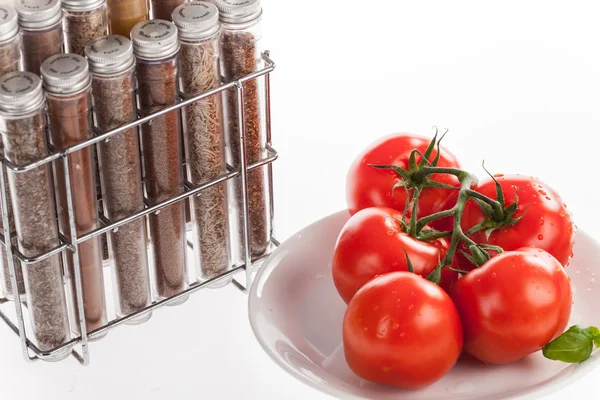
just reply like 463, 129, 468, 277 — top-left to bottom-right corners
0, 52, 277, 366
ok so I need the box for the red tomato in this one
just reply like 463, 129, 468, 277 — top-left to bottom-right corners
332, 206, 459, 304
346, 133, 461, 218
459, 174, 575, 269
451, 248, 572, 365
343, 271, 463, 389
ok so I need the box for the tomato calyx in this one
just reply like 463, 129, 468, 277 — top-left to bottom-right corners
463, 165, 526, 241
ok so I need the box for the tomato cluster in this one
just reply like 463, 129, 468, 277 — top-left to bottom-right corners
332, 132, 588, 390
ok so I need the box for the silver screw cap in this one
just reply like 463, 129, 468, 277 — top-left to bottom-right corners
14, 0, 62, 30
85, 35, 135, 76
41, 54, 90, 95
172, 1, 220, 41
0, 5, 19, 43
214, 0, 261, 24
0, 71, 45, 115
131, 19, 179, 60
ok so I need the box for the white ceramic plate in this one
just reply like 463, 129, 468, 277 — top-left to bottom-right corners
248, 210, 600, 400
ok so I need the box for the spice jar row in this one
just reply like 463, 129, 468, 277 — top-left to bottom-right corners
0, 0, 272, 359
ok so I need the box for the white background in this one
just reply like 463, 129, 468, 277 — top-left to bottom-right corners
1, 0, 600, 399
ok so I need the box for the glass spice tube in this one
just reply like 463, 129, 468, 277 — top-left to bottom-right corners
0, 5, 25, 300
85, 35, 152, 324
131, 20, 188, 304
41, 54, 108, 339
0, 5, 21, 76
15, 0, 63, 76
215, 0, 271, 266
173, 2, 232, 287
0, 72, 70, 359
62, 0, 109, 56
151, 0, 184, 21
107, 0, 148, 38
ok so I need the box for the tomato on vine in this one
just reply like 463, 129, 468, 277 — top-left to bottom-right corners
343, 271, 463, 389
345, 132, 461, 218
451, 248, 572, 364
459, 174, 576, 269
332, 206, 458, 304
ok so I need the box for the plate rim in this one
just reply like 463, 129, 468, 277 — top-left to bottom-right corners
248, 209, 600, 400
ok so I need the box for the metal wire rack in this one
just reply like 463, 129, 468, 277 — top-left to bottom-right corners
0, 51, 278, 366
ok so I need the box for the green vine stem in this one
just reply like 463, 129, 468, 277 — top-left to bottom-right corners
370, 133, 523, 281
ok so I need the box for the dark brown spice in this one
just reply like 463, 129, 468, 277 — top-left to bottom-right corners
63, 7, 109, 57
221, 30, 270, 261
21, 24, 63, 75
136, 56, 187, 298
180, 38, 231, 281
150, 0, 185, 21
92, 66, 151, 318
46, 88, 107, 335
1, 107, 70, 352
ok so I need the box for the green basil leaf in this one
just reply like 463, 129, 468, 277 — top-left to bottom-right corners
542, 325, 596, 363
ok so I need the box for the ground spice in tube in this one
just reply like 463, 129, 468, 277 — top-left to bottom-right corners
131, 20, 188, 302
216, 0, 271, 265
63, 0, 109, 56
107, 0, 148, 38
0, 72, 70, 359
15, 0, 63, 76
173, 2, 232, 286
151, 0, 184, 21
0, 5, 25, 300
41, 54, 108, 338
0, 5, 21, 76
85, 35, 152, 324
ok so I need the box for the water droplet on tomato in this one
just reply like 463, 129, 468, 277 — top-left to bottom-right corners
392, 323, 400, 330
539, 217, 544, 225
590, 278, 596, 284
494, 174, 504, 178
392, 291, 397, 295
387, 230, 394, 236
374, 306, 379, 311
560, 211, 565, 217
546, 196, 551, 200
364, 327, 369, 331
408, 304, 414, 311
539, 190, 547, 196
382, 367, 390, 372
477, 279, 481, 283
492, 272, 497, 278
538, 234, 544, 240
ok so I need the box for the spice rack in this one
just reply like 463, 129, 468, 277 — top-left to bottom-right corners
0, 51, 278, 366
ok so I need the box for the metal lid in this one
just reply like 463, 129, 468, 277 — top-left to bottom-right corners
172, 1, 220, 41
41, 54, 90, 95
61, 0, 106, 12
85, 35, 135, 76
15, 0, 62, 30
214, 0, 261, 24
0, 71, 44, 115
0, 6, 19, 42
131, 19, 179, 60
